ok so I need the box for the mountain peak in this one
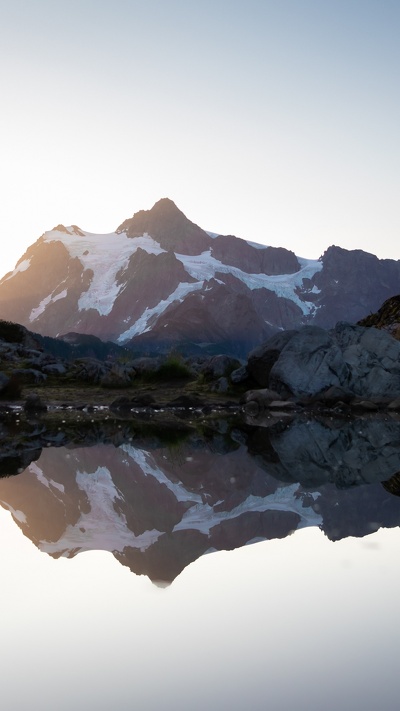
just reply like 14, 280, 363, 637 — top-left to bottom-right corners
149, 197, 181, 214
117, 199, 211, 256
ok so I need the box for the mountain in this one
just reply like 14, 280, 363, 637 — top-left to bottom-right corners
1, 198, 400, 357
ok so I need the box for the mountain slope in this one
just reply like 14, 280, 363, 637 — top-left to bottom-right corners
0, 199, 399, 356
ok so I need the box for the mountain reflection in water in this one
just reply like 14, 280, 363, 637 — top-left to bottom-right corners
1, 412, 400, 583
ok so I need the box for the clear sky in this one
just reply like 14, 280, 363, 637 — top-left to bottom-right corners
1, 0, 399, 276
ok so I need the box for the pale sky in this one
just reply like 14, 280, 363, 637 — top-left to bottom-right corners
1, 0, 399, 276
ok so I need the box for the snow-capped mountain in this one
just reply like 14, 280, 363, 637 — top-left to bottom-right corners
1, 198, 399, 356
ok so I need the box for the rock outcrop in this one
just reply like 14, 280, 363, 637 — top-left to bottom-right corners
247, 322, 400, 400
358, 294, 400, 340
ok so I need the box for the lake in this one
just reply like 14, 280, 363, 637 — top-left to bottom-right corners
1, 410, 400, 711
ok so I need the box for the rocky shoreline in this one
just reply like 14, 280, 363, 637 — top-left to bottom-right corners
3, 315, 400, 419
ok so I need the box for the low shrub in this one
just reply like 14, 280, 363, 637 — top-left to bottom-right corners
142, 356, 192, 382
0, 373, 23, 400
0, 321, 26, 344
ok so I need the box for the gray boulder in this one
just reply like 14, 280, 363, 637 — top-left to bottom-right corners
248, 322, 400, 400
200, 354, 241, 379
269, 326, 350, 397
230, 365, 248, 384
333, 322, 400, 398
131, 356, 163, 375
100, 364, 136, 388
247, 330, 298, 387
42, 363, 67, 375
211, 376, 229, 394
72, 358, 109, 383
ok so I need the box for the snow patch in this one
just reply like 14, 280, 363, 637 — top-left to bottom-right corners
43, 228, 166, 317
117, 281, 204, 342
3, 258, 31, 282
29, 289, 67, 323
175, 251, 323, 315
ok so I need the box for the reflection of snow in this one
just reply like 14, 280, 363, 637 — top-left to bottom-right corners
121, 446, 204, 503
174, 484, 322, 535
29, 462, 65, 493
39, 466, 161, 556
0, 501, 27, 524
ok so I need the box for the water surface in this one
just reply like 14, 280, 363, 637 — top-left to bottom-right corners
1, 413, 399, 710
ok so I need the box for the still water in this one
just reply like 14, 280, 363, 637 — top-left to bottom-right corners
1, 412, 400, 711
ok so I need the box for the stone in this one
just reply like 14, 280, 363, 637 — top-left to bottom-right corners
247, 330, 298, 387
100, 364, 135, 388
131, 357, 162, 374
268, 400, 297, 410
72, 358, 108, 383
247, 322, 400, 401
312, 385, 355, 406
200, 355, 241, 379
211, 377, 229, 394
42, 363, 67, 375
110, 397, 132, 410
23, 394, 47, 412
269, 326, 350, 397
353, 400, 379, 411
243, 400, 260, 417
243, 388, 283, 405
230, 365, 248, 384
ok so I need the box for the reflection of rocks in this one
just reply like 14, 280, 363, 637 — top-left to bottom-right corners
382, 472, 400, 497
247, 416, 400, 489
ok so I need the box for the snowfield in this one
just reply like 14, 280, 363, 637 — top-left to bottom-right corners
43, 227, 166, 316
36, 227, 323, 331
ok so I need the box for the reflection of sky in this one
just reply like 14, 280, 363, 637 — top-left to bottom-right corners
0, 1, 400, 275
1, 508, 398, 711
